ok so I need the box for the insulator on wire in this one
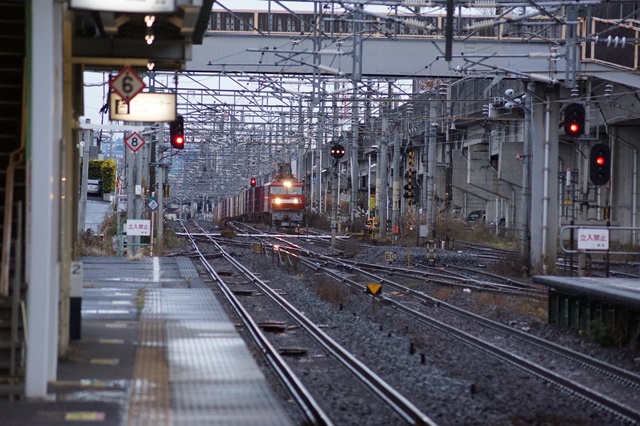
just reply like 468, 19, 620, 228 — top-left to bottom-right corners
463, 19, 496, 31
528, 73, 557, 85
317, 49, 343, 56
402, 0, 433, 6
402, 18, 434, 30
528, 52, 558, 58
592, 35, 626, 48
318, 64, 344, 76
606, 35, 626, 48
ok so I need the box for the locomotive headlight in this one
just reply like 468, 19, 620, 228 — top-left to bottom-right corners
283, 181, 292, 187
293, 198, 300, 204
274, 197, 282, 205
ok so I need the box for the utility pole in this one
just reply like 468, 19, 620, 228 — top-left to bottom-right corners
350, 4, 363, 223
351, 87, 359, 224
317, 98, 325, 214
378, 116, 389, 237
78, 123, 91, 233
426, 100, 437, 238
125, 124, 143, 256
331, 161, 338, 246
155, 122, 165, 254
297, 97, 305, 191
392, 126, 401, 239
521, 81, 534, 262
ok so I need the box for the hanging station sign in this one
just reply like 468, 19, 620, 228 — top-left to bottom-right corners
70, 0, 176, 13
109, 92, 177, 122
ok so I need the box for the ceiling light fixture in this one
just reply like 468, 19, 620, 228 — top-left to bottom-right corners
145, 27, 155, 45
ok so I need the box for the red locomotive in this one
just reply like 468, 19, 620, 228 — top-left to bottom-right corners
217, 163, 306, 229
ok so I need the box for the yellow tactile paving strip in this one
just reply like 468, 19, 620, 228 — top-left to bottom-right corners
127, 290, 171, 426
123, 286, 292, 425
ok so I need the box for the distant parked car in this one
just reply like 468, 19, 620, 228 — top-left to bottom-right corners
87, 178, 102, 195
466, 210, 485, 222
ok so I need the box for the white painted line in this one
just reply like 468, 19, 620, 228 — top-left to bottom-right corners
153, 256, 160, 282
105, 323, 129, 329
82, 309, 131, 315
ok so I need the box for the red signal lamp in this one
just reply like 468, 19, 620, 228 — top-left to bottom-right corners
564, 103, 585, 138
589, 144, 611, 186
569, 122, 580, 134
169, 115, 185, 149
250, 177, 257, 187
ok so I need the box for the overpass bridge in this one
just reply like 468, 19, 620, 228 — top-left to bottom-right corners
188, 9, 640, 90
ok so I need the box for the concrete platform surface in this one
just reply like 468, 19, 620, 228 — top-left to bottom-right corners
0, 256, 293, 426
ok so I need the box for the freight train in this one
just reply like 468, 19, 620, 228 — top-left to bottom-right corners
217, 163, 306, 229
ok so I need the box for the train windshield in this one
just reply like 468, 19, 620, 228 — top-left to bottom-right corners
271, 186, 302, 195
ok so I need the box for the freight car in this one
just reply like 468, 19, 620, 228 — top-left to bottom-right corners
217, 163, 306, 230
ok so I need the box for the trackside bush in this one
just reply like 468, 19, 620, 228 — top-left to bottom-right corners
87, 158, 117, 193
100, 158, 117, 193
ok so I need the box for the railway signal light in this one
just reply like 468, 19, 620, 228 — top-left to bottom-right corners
564, 103, 585, 138
250, 177, 257, 187
169, 114, 185, 149
589, 144, 611, 186
330, 143, 346, 159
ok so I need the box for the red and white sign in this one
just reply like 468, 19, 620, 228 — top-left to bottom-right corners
109, 66, 146, 103
577, 228, 609, 250
126, 219, 151, 236
124, 132, 146, 153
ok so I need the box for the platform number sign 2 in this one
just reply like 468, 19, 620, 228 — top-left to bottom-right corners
109, 66, 146, 103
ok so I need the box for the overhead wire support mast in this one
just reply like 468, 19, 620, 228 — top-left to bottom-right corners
564, 4, 578, 89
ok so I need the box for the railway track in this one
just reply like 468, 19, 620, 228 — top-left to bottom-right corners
182, 221, 437, 426
267, 235, 640, 424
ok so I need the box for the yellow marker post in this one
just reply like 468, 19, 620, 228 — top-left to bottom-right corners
366, 283, 382, 295
367, 283, 382, 317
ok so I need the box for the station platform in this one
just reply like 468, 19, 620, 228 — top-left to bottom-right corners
533, 275, 640, 348
0, 256, 293, 426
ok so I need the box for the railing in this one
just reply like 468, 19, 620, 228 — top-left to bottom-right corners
582, 17, 639, 71
0, 148, 24, 297
0, 59, 26, 297
207, 10, 564, 41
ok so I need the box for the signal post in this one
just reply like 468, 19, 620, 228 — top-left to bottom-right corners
330, 143, 346, 247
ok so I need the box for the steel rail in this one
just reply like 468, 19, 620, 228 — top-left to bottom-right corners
346, 257, 546, 297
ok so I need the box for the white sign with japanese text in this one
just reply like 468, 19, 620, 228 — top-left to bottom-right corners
109, 92, 177, 122
126, 219, 151, 236
577, 228, 609, 250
